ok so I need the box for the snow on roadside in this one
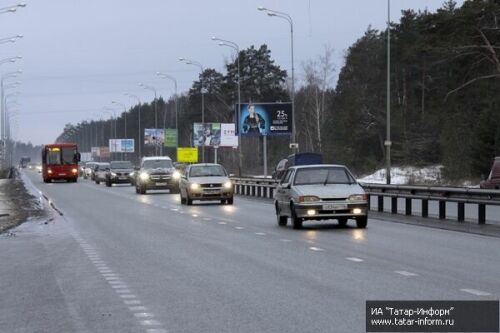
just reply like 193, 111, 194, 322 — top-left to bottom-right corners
358, 165, 444, 185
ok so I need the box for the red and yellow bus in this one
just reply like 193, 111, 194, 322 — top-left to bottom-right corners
41, 143, 81, 183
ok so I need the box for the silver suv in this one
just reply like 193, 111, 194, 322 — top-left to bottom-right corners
135, 156, 180, 194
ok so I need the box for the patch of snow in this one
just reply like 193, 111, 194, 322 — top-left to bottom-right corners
358, 165, 444, 185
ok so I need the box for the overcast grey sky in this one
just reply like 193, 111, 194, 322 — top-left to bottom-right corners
1, 0, 464, 145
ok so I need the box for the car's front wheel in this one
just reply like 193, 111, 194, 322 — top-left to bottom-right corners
356, 216, 368, 228
276, 203, 287, 227
105, 179, 112, 187
227, 197, 234, 205
290, 203, 303, 229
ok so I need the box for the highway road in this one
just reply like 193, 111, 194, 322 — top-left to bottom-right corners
1, 170, 499, 333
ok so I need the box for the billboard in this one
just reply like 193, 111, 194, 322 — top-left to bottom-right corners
144, 128, 165, 147
91, 147, 109, 158
164, 128, 178, 148
193, 123, 238, 147
236, 103, 292, 136
109, 139, 135, 153
177, 147, 198, 163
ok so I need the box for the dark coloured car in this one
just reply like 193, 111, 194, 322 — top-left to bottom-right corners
105, 160, 134, 187
135, 156, 180, 194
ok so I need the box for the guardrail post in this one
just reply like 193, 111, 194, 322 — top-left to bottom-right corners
478, 204, 486, 224
405, 198, 412, 216
421, 199, 428, 217
391, 197, 397, 214
377, 196, 384, 212
439, 201, 446, 219
457, 202, 465, 222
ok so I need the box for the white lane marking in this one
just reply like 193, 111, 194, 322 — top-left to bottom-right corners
218, 222, 227, 225
280, 239, 292, 242
203, 217, 212, 221
255, 232, 266, 236
111, 284, 128, 289
129, 306, 148, 311
109, 280, 125, 285
309, 247, 324, 252
105, 276, 120, 281
120, 294, 137, 299
460, 288, 491, 296
192, 214, 198, 217
394, 270, 418, 277
102, 273, 119, 277
115, 289, 132, 294
170, 208, 179, 212
140, 320, 162, 326
134, 312, 155, 318
346, 257, 364, 262
235, 226, 245, 230
124, 300, 142, 305
146, 329, 168, 333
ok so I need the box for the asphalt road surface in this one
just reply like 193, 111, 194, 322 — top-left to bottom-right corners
1, 170, 499, 333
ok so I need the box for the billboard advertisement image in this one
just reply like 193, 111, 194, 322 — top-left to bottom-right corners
144, 128, 165, 147
109, 139, 135, 153
193, 123, 238, 147
193, 123, 221, 147
237, 103, 292, 136
164, 128, 178, 147
177, 147, 198, 163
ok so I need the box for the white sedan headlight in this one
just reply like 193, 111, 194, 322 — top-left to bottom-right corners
111, 172, 117, 177
299, 195, 320, 203
348, 194, 367, 202
129, 171, 134, 177
190, 183, 200, 190
139, 172, 150, 181
172, 171, 181, 180
223, 181, 232, 189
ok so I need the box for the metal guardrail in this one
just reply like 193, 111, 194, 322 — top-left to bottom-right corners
231, 178, 500, 224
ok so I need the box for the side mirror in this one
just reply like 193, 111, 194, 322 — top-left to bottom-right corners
74, 152, 81, 163
281, 182, 291, 189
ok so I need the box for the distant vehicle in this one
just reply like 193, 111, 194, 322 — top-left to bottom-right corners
135, 156, 180, 194
274, 164, 368, 229
84, 162, 97, 180
41, 143, 80, 183
105, 160, 134, 187
272, 153, 323, 180
19, 156, 31, 168
480, 157, 500, 189
93, 162, 110, 185
179, 163, 234, 205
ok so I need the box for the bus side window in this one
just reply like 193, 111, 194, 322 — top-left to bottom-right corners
42, 149, 46, 164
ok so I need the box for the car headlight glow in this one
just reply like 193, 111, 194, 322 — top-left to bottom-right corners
172, 171, 181, 180
139, 172, 150, 181
348, 194, 368, 202
71, 168, 78, 174
223, 181, 232, 189
129, 171, 134, 177
298, 195, 320, 203
111, 172, 117, 177
47, 169, 52, 174
190, 183, 200, 190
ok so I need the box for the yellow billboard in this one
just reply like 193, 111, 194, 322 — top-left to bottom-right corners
177, 147, 199, 163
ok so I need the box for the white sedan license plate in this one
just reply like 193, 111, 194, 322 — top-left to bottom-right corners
156, 182, 167, 186
323, 203, 347, 210
119, 176, 128, 180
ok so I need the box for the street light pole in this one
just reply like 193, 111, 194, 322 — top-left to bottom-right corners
179, 57, 205, 162
156, 72, 179, 151
125, 93, 142, 160
386, 0, 392, 184
211, 37, 243, 176
258, 7, 296, 153
139, 83, 159, 155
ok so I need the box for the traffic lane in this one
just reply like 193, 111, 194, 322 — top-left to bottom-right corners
25, 173, 487, 332
90, 179, 500, 299
0, 216, 142, 333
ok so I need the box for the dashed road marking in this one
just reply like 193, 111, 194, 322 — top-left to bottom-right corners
120, 294, 137, 299
460, 288, 491, 296
309, 247, 324, 252
146, 329, 168, 333
346, 257, 364, 262
218, 222, 227, 225
280, 239, 292, 242
134, 312, 155, 318
115, 289, 132, 294
129, 306, 148, 311
255, 232, 266, 236
235, 226, 245, 230
124, 300, 142, 305
140, 320, 162, 326
394, 270, 418, 277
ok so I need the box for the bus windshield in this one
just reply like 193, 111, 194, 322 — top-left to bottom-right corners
45, 146, 77, 165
